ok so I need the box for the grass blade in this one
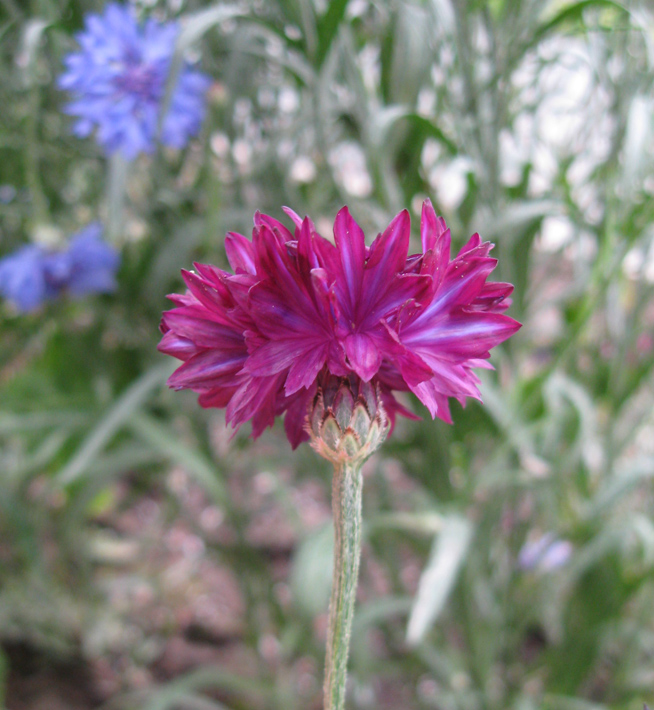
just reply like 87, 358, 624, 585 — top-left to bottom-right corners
55, 364, 173, 487
406, 516, 473, 646
127, 413, 227, 505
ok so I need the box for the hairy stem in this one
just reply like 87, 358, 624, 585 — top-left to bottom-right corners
324, 461, 363, 710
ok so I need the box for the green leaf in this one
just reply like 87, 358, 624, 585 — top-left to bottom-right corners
532, 0, 628, 46
384, 3, 433, 106
403, 114, 458, 156
143, 666, 269, 710
622, 95, 652, 187
315, 0, 350, 68
587, 457, 654, 518
0, 410, 86, 434
18, 18, 48, 87
159, 4, 245, 136
479, 371, 538, 462
127, 413, 227, 506
368, 106, 458, 157
542, 371, 599, 463
290, 521, 334, 617
369, 511, 444, 536
480, 200, 562, 244
223, 22, 314, 85
7, 430, 68, 482
352, 595, 413, 634
55, 364, 173, 487
406, 516, 473, 646
176, 4, 245, 53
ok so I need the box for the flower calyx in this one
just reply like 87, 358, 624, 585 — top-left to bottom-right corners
308, 375, 390, 465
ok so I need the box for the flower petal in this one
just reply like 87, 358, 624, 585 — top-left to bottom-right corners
343, 332, 382, 381
333, 206, 366, 312
409, 378, 454, 423
225, 232, 256, 274
366, 208, 409, 275
245, 339, 307, 377
285, 344, 328, 395
163, 311, 244, 349
157, 328, 199, 360
168, 349, 245, 389
283, 388, 314, 449
404, 312, 522, 358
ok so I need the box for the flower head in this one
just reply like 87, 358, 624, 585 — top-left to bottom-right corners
64, 223, 122, 296
58, 3, 211, 159
159, 201, 521, 448
0, 224, 119, 312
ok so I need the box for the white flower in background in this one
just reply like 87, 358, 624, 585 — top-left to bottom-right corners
427, 157, 473, 211
329, 142, 373, 197
289, 156, 316, 184
536, 216, 575, 252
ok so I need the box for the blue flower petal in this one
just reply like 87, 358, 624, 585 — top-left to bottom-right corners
59, 3, 211, 159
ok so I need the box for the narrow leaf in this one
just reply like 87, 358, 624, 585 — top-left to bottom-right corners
532, 0, 628, 47
290, 521, 334, 616
159, 4, 245, 136
176, 4, 245, 54
55, 364, 173, 486
127, 413, 227, 505
18, 18, 48, 86
315, 0, 349, 68
143, 666, 269, 710
406, 516, 473, 646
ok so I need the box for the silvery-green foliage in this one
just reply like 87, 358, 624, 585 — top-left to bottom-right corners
1, 0, 654, 708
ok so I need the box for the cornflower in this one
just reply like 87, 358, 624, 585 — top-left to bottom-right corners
0, 224, 119, 312
159, 201, 521, 710
58, 3, 211, 159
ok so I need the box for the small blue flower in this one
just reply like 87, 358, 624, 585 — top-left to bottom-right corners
0, 224, 119, 312
58, 3, 211, 159
0, 245, 49, 312
518, 532, 573, 572
64, 223, 120, 296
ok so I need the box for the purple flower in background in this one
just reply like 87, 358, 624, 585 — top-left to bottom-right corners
63, 223, 121, 296
58, 3, 211, 159
159, 201, 521, 447
519, 532, 573, 572
0, 245, 50, 312
0, 224, 119, 312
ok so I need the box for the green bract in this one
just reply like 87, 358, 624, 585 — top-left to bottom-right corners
308, 377, 390, 465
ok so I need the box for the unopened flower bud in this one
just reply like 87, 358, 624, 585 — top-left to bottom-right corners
307, 375, 390, 465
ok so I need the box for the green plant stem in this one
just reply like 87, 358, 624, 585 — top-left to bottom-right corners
25, 82, 48, 226
324, 461, 363, 710
106, 152, 129, 243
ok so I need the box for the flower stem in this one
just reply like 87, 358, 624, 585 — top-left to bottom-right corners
25, 82, 48, 227
324, 461, 363, 710
106, 152, 129, 244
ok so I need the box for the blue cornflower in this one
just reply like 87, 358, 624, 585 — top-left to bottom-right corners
59, 223, 121, 297
518, 532, 573, 572
58, 3, 211, 159
0, 245, 49, 312
0, 224, 119, 312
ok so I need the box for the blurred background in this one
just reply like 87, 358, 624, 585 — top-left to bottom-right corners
1, 0, 654, 708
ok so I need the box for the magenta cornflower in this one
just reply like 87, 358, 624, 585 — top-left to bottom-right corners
158, 201, 521, 447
